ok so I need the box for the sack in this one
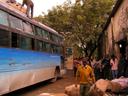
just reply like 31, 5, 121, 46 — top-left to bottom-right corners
95, 79, 110, 92
110, 82, 121, 92
65, 84, 80, 96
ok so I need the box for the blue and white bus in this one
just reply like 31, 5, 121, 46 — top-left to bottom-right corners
0, 1, 65, 95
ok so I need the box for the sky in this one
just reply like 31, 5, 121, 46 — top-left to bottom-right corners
17, 0, 75, 17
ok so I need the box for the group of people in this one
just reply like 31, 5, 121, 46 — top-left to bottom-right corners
90, 54, 128, 81
7, 0, 34, 18
73, 54, 128, 96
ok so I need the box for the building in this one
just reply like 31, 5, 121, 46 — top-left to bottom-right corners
98, 0, 128, 59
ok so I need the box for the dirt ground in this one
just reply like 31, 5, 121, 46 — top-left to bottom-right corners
4, 69, 76, 96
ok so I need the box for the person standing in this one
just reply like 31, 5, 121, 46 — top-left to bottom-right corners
110, 55, 118, 79
94, 59, 102, 80
76, 58, 95, 96
21, 0, 34, 18
73, 58, 79, 76
101, 55, 111, 79
118, 54, 127, 77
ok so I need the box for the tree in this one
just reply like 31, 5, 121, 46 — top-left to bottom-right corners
34, 0, 114, 58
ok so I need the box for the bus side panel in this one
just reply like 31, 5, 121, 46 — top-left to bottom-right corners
0, 67, 55, 95
0, 47, 61, 95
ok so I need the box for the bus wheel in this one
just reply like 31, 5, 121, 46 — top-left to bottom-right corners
51, 69, 60, 82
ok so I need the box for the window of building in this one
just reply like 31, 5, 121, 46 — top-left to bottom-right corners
0, 29, 10, 47
0, 10, 9, 26
9, 15, 23, 30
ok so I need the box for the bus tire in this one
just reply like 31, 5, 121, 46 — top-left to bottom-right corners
51, 67, 60, 82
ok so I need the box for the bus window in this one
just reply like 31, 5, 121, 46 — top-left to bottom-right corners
53, 35, 57, 42
54, 45, 58, 53
44, 30, 50, 40
41, 29, 45, 38
53, 45, 57, 53
19, 36, 32, 50
55, 36, 59, 43
23, 22, 33, 35
55, 46, 60, 54
45, 42, 51, 52
11, 33, 19, 48
49, 33, 54, 41
54, 36, 58, 43
0, 29, 10, 47
51, 44, 54, 53
31, 38, 35, 50
35, 27, 42, 36
36, 40, 43, 51
0, 10, 9, 26
9, 15, 23, 31
59, 37, 63, 44
36, 41, 50, 52
60, 47, 63, 54
57, 46, 61, 54
48, 44, 61, 54
31, 25, 36, 35
56, 46, 62, 55
59, 46, 63, 55
42, 41, 46, 52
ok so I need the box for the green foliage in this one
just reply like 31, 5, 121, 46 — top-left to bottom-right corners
34, 0, 114, 57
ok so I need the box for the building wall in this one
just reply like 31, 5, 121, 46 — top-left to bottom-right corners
106, 23, 112, 55
105, 0, 128, 58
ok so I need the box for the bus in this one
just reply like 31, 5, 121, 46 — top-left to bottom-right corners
0, 1, 65, 95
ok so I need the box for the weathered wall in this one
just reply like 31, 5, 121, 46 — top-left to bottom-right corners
106, 23, 112, 55
105, 0, 128, 58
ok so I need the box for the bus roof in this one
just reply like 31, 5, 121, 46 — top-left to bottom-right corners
0, 0, 63, 38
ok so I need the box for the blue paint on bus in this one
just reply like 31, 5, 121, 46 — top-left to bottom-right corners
0, 48, 61, 73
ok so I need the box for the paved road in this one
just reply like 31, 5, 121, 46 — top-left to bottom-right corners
3, 69, 76, 96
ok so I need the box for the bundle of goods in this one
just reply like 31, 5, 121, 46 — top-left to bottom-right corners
65, 84, 80, 96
